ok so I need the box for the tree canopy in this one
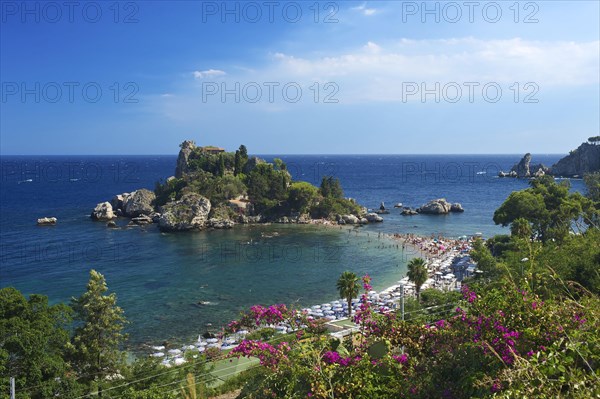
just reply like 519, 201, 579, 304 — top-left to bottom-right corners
407, 258, 428, 300
493, 176, 595, 242
69, 270, 128, 392
336, 271, 360, 317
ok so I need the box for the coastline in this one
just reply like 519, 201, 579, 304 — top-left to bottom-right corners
147, 223, 476, 366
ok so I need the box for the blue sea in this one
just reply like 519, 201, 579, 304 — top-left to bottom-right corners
0, 154, 584, 351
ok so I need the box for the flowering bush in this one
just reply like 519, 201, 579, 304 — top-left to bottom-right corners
224, 271, 599, 398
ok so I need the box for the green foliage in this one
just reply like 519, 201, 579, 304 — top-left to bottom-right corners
0, 288, 81, 399
68, 270, 128, 388
336, 271, 360, 317
233, 269, 600, 399
486, 235, 514, 258
154, 177, 186, 207
584, 172, 600, 202
470, 238, 501, 278
493, 176, 592, 242
287, 182, 319, 214
246, 163, 290, 215
273, 158, 286, 171
238, 145, 248, 160
588, 135, 600, 144
407, 258, 428, 300
187, 149, 235, 176
217, 154, 225, 177
537, 228, 600, 295
309, 197, 362, 219
155, 144, 359, 221
319, 176, 344, 199
510, 217, 533, 239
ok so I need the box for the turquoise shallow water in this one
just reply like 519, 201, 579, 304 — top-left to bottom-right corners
0, 154, 585, 351
123, 224, 407, 348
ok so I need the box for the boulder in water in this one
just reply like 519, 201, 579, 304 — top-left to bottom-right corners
366, 213, 384, 223
450, 203, 465, 213
91, 201, 115, 221
158, 193, 211, 231
417, 199, 452, 215
37, 217, 57, 225
124, 189, 156, 217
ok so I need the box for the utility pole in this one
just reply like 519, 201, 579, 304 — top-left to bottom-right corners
10, 377, 15, 399
401, 286, 405, 321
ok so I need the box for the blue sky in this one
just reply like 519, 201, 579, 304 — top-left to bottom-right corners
1, 1, 598, 155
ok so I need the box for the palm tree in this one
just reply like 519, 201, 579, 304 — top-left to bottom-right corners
407, 257, 428, 301
337, 271, 360, 317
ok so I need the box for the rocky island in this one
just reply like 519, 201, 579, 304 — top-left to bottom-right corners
91, 140, 383, 231
401, 198, 464, 216
499, 137, 600, 178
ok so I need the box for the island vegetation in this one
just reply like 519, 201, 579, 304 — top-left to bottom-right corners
155, 141, 362, 222
3, 172, 600, 398
91, 140, 371, 230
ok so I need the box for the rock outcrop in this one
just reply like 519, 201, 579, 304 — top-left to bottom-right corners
417, 199, 464, 215
158, 193, 211, 231
341, 214, 360, 224
130, 214, 153, 225
124, 189, 156, 217
551, 142, 600, 177
175, 140, 196, 178
91, 202, 115, 221
401, 208, 419, 216
418, 199, 452, 214
207, 218, 234, 229
242, 156, 266, 174
508, 153, 549, 178
510, 153, 533, 178
37, 217, 57, 225
450, 203, 465, 213
366, 213, 384, 223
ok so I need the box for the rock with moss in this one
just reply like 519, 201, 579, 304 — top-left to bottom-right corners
158, 193, 211, 231
175, 140, 196, 178
124, 189, 156, 217
551, 142, 600, 177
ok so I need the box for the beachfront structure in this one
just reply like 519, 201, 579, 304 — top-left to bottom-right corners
199, 145, 225, 154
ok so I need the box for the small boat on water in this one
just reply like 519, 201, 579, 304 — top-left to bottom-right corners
393, 203, 403, 208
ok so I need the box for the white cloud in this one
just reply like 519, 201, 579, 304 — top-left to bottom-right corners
258, 38, 599, 102
352, 3, 377, 16
193, 69, 226, 79
364, 41, 381, 53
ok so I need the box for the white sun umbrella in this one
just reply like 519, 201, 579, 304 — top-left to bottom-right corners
174, 357, 186, 366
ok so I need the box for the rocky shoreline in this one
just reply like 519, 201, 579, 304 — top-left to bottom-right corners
498, 139, 600, 179
90, 188, 388, 231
